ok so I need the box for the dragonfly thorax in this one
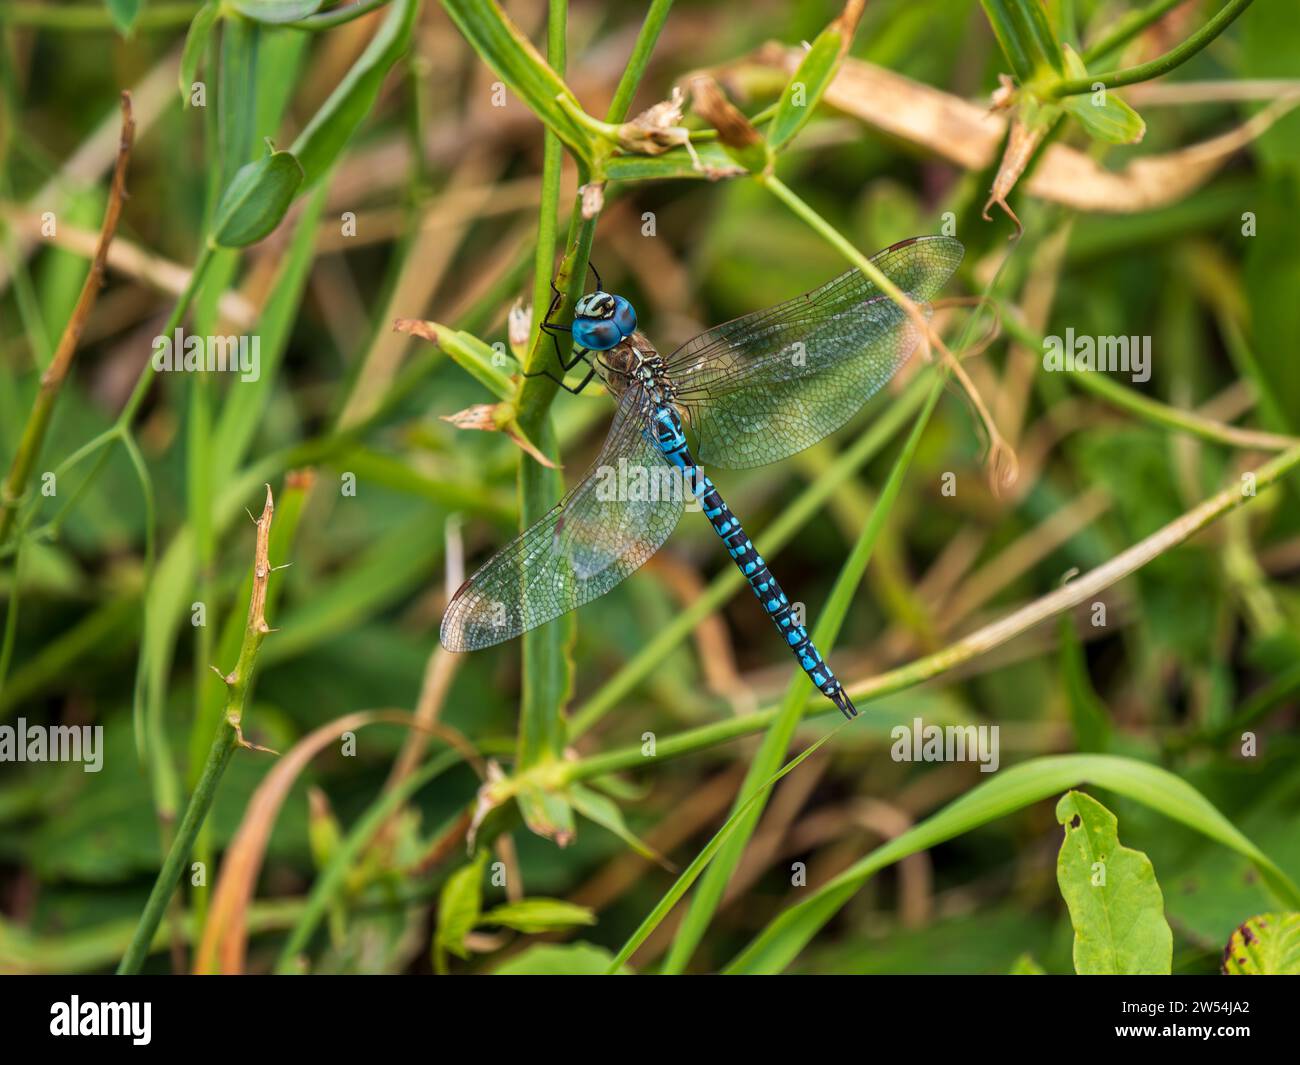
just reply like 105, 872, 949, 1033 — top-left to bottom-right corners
599, 332, 674, 402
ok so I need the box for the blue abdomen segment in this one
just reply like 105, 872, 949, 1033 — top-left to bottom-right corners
649, 403, 857, 719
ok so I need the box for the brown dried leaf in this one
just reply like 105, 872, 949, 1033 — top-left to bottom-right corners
755, 48, 1300, 214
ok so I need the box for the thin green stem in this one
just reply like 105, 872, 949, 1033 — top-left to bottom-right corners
117, 719, 237, 974
117, 488, 277, 974
118, 244, 216, 429
1049, 0, 1255, 96
998, 309, 1296, 450
295, 0, 392, 31
1082, 0, 1187, 64
604, 0, 675, 124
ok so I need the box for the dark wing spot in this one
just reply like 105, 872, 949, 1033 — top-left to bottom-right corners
1070, 814, 1082, 828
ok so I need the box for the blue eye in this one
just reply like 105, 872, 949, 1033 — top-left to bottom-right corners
573, 318, 620, 351
611, 296, 637, 337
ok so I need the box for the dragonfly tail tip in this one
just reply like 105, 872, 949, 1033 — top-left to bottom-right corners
834, 689, 858, 720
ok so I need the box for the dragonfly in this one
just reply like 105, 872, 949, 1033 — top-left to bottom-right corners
440, 235, 964, 719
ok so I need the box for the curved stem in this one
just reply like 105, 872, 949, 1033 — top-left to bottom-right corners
1049, 0, 1255, 97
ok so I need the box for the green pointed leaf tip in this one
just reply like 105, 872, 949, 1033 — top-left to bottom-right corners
1221, 913, 1300, 974
767, 26, 842, 153
180, 2, 221, 101
434, 851, 486, 969
480, 899, 596, 934
1056, 790, 1172, 975
106, 0, 142, 35
229, 0, 326, 24
210, 149, 305, 248
290, 0, 419, 186
1060, 45, 1146, 144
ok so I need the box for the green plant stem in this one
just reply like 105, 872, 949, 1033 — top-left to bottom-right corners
1082, 0, 1187, 64
117, 487, 277, 974
998, 309, 1296, 450
120, 244, 216, 429
1049, 0, 1255, 96
604, 0, 674, 124
513, 1, 581, 778
295, 0, 392, 30
117, 720, 237, 974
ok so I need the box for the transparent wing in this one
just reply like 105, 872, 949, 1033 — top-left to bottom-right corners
440, 387, 684, 651
665, 235, 963, 469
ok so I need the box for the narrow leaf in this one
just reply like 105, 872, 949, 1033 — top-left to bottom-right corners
179, 2, 221, 103
480, 899, 596, 934
433, 851, 486, 972
439, 0, 595, 162
767, 0, 863, 153
290, 0, 419, 186
570, 783, 672, 869
230, 0, 326, 23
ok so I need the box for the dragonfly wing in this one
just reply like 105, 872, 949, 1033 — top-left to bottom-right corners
440, 388, 684, 651
666, 235, 963, 469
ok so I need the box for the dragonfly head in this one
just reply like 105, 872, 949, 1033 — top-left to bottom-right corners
572, 292, 637, 351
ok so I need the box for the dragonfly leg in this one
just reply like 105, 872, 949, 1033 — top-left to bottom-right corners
521, 361, 597, 395
587, 259, 603, 292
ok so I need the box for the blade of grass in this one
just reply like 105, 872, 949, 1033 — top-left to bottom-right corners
724, 754, 1300, 973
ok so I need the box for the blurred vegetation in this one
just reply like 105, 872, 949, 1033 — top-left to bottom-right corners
0, 0, 1298, 975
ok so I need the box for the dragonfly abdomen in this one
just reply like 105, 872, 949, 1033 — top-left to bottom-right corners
650, 402, 858, 719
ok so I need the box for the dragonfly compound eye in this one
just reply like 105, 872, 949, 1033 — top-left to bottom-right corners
611, 295, 637, 338
572, 317, 621, 351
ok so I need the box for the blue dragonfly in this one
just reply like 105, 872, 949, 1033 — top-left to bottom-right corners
440, 236, 964, 718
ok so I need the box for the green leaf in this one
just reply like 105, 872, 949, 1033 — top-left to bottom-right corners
766, 7, 852, 153
569, 783, 668, 866
724, 755, 1300, 974
480, 899, 596, 934
105, 0, 142, 35
515, 784, 575, 846
290, 0, 418, 187
230, 0, 326, 23
981, 0, 1053, 81
439, 0, 594, 162
209, 147, 304, 248
493, 942, 629, 975
1056, 790, 1172, 975
1060, 45, 1145, 144
433, 851, 486, 973
1222, 913, 1300, 974
179, 1, 221, 103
